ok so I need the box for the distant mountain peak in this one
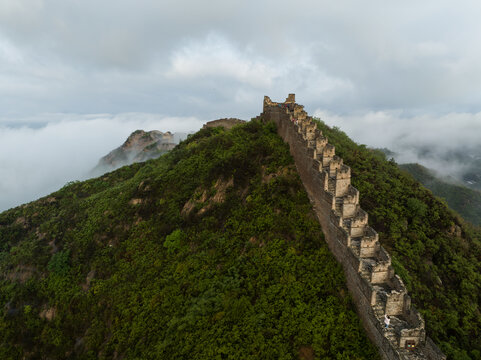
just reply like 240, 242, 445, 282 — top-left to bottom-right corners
92, 129, 177, 175
119, 129, 174, 158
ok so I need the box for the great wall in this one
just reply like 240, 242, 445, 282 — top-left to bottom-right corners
258, 95, 446, 360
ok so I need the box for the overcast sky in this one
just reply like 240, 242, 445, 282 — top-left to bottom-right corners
1, 0, 481, 210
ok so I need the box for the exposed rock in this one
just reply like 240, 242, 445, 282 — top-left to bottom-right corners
248, 236, 265, 247
129, 198, 143, 206
181, 177, 234, 217
81, 270, 96, 291
181, 198, 197, 217
449, 224, 462, 237
137, 180, 152, 192
6, 265, 36, 283
36, 228, 47, 241
48, 239, 58, 254
39, 306, 57, 321
212, 177, 234, 203
92, 130, 179, 175
299, 346, 315, 360
14, 216, 27, 228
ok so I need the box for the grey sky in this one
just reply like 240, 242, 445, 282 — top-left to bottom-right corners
1, 0, 481, 210
3, 0, 481, 117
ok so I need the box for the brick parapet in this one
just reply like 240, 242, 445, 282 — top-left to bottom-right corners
260, 94, 446, 360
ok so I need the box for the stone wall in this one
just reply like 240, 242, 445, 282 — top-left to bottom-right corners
260, 94, 446, 360
203, 118, 246, 130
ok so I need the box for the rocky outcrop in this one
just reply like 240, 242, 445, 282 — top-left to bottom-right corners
92, 130, 176, 175
260, 95, 446, 360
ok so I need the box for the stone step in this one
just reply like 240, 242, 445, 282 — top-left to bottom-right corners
383, 316, 415, 347
349, 237, 361, 256
359, 259, 376, 280
373, 305, 385, 318
385, 330, 398, 344
360, 269, 370, 279
327, 179, 336, 193
373, 288, 386, 309
334, 198, 343, 213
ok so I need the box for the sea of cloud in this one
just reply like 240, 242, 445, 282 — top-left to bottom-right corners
0, 114, 203, 212
2, 108, 481, 212
2, 0, 481, 210
314, 109, 481, 179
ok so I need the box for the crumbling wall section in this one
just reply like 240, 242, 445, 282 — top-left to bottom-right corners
203, 118, 246, 130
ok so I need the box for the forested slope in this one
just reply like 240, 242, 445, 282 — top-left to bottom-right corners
314, 120, 481, 360
399, 163, 481, 227
0, 121, 378, 359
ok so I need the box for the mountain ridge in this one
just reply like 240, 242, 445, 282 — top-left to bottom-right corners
0, 121, 379, 359
313, 119, 481, 360
0, 98, 480, 359
399, 163, 481, 227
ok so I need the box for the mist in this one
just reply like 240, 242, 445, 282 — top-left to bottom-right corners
2, 1, 481, 209
315, 109, 481, 181
0, 114, 203, 212
3, 107, 480, 213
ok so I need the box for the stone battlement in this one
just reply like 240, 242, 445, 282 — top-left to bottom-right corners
259, 94, 446, 360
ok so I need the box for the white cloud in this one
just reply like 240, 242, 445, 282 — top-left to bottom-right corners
0, 37, 23, 64
1, 0, 481, 209
0, 113, 203, 211
415, 42, 449, 58
315, 109, 481, 149
314, 108, 481, 176
0, 0, 44, 25
0, 0, 481, 116
166, 34, 277, 88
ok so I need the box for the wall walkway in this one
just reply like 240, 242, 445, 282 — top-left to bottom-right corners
259, 94, 446, 360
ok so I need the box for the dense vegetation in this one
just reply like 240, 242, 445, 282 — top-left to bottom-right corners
0, 121, 379, 359
399, 163, 481, 226
314, 120, 481, 360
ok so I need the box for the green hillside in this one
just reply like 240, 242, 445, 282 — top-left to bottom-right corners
314, 121, 481, 360
399, 163, 481, 227
0, 121, 379, 359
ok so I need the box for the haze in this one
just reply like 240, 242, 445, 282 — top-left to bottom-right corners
2, 0, 481, 211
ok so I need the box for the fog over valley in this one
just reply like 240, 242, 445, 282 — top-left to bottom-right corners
0, 114, 203, 211
2, 2, 481, 359
316, 110, 481, 188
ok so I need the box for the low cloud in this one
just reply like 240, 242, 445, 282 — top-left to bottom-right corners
314, 109, 481, 177
2, 0, 481, 208
0, 114, 203, 211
